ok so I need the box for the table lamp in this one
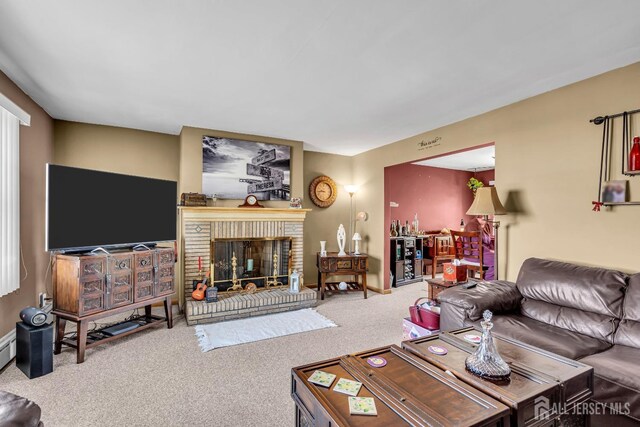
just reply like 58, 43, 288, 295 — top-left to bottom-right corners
466, 187, 507, 280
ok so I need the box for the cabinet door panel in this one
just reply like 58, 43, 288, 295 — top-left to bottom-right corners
154, 265, 175, 296
81, 279, 104, 296
80, 259, 105, 278
109, 254, 132, 272
109, 272, 133, 308
157, 249, 174, 265
79, 293, 104, 316
134, 268, 154, 302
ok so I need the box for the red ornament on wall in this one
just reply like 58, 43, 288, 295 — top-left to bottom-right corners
630, 136, 640, 171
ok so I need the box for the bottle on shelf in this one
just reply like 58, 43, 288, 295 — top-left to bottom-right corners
630, 136, 640, 172
460, 219, 465, 231
390, 220, 398, 237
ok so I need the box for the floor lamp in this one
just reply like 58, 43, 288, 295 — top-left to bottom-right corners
466, 187, 507, 280
345, 185, 358, 253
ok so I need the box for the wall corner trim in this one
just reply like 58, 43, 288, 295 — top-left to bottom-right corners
0, 92, 31, 126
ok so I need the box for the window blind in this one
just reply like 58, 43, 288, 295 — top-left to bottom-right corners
0, 107, 21, 297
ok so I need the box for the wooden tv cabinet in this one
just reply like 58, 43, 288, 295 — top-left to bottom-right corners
52, 247, 175, 363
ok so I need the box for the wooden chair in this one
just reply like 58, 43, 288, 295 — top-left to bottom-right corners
450, 230, 487, 280
429, 235, 455, 279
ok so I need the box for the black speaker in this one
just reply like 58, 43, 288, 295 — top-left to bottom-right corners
20, 306, 48, 327
16, 322, 53, 379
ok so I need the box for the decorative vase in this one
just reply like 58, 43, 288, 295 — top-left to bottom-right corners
630, 136, 640, 171
337, 224, 346, 256
465, 310, 511, 381
320, 241, 327, 257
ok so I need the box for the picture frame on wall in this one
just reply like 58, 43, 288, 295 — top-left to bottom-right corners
202, 136, 291, 201
601, 180, 627, 203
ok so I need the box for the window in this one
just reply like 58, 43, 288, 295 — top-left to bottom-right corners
0, 93, 30, 297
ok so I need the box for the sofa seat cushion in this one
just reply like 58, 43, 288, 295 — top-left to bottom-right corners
580, 345, 640, 421
467, 313, 612, 360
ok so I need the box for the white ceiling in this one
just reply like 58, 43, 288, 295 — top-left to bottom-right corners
413, 145, 495, 171
1, 1, 640, 155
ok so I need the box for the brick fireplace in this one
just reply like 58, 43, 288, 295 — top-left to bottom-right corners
177, 207, 316, 325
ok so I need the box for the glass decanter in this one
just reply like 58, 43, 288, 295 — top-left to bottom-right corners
465, 310, 511, 381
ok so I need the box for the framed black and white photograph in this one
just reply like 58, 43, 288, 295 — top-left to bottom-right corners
202, 136, 291, 200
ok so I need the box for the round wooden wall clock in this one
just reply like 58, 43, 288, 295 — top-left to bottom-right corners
309, 175, 338, 208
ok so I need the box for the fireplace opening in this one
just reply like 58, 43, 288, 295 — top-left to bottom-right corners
211, 237, 292, 293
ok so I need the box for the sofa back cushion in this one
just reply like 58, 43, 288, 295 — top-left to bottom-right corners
516, 258, 627, 343
615, 273, 640, 348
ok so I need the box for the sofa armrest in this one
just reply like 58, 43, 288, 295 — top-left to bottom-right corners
0, 391, 42, 427
438, 280, 522, 331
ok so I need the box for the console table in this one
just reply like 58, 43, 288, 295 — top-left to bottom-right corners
52, 247, 175, 363
316, 252, 368, 300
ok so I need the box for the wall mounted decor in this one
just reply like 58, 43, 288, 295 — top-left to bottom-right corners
202, 136, 290, 201
591, 108, 640, 209
309, 175, 338, 208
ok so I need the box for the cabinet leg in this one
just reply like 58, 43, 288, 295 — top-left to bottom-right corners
320, 273, 326, 301
164, 297, 173, 329
362, 274, 368, 299
76, 320, 88, 364
317, 271, 321, 291
144, 305, 152, 321
54, 316, 66, 355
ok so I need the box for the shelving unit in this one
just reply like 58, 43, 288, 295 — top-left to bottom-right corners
390, 237, 424, 287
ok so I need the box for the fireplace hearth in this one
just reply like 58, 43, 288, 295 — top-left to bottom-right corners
178, 207, 315, 325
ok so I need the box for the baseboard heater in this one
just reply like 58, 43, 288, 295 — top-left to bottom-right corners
0, 329, 17, 371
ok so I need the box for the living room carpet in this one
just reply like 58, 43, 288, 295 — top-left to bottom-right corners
195, 308, 337, 351
0, 280, 430, 426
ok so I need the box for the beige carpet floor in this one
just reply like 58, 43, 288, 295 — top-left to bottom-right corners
1, 281, 429, 427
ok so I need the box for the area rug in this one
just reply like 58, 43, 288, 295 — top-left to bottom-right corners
195, 308, 337, 352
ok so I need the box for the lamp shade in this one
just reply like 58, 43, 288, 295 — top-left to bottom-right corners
466, 187, 507, 216
344, 185, 358, 194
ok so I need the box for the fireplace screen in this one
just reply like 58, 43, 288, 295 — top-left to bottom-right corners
211, 237, 292, 292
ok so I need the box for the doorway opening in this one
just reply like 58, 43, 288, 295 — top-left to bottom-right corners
383, 143, 495, 290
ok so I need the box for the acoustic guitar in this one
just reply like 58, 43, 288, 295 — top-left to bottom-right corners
192, 272, 210, 301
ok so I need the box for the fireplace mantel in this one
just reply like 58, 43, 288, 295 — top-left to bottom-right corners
178, 206, 311, 221
177, 206, 312, 319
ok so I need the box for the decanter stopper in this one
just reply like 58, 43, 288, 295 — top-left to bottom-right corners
465, 310, 511, 381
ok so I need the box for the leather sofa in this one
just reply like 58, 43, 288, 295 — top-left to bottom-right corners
0, 390, 43, 426
438, 257, 640, 426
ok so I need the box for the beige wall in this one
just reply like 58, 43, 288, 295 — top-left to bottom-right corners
352, 62, 640, 290
54, 121, 179, 181
0, 71, 54, 337
302, 151, 354, 280
178, 126, 304, 208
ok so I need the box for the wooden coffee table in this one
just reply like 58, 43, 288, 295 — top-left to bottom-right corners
402, 327, 593, 426
291, 344, 510, 426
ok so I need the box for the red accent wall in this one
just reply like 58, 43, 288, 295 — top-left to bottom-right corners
383, 164, 494, 288
385, 164, 497, 232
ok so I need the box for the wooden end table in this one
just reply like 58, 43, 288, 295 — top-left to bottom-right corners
426, 277, 463, 301
316, 252, 368, 300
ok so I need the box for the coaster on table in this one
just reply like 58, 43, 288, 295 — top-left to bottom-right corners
428, 345, 448, 355
366, 356, 387, 368
308, 370, 336, 388
463, 334, 481, 344
348, 396, 378, 416
333, 378, 362, 396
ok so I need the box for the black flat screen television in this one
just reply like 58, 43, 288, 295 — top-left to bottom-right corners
46, 164, 177, 252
